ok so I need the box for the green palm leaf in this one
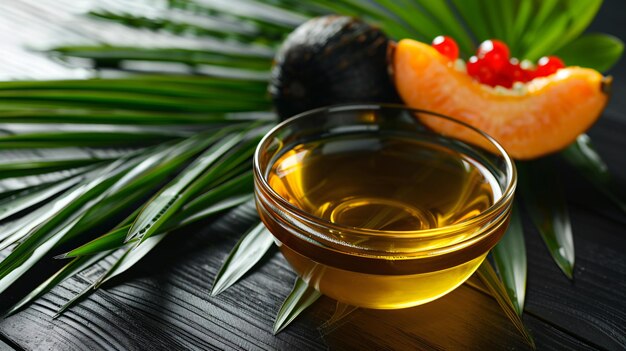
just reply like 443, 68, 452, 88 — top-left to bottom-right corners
0, 130, 189, 149
273, 277, 322, 334
59, 194, 253, 261
519, 161, 575, 279
58, 226, 129, 259
3, 252, 110, 317
0, 109, 265, 125
211, 222, 275, 296
51, 196, 252, 315
556, 33, 624, 72
492, 205, 527, 315
0, 158, 137, 292
0, 159, 106, 179
561, 134, 625, 212
87, 10, 266, 42
0, 88, 270, 112
0, 77, 269, 99
0, 176, 82, 222
475, 261, 535, 348
126, 127, 255, 243
50, 46, 274, 71
95, 232, 169, 289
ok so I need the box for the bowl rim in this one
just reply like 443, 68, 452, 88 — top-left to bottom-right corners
253, 103, 517, 239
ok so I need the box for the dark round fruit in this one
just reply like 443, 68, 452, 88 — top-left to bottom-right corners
269, 15, 399, 120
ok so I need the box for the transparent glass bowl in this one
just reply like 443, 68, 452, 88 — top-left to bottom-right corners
254, 104, 516, 309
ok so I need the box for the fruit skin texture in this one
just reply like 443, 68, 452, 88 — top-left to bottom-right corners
393, 39, 610, 159
269, 15, 399, 120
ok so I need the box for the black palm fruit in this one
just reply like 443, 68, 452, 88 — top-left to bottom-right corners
269, 15, 400, 120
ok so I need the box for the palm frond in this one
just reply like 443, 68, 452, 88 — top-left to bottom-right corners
518, 161, 575, 279
87, 10, 267, 43
0, 158, 105, 179
126, 126, 262, 243
492, 205, 527, 315
273, 277, 322, 334
58, 226, 129, 259
476, 261, 535, 348
211, 222, 274, 296
561, 135, 625, 213
3, 252, 110, 317
0, 176, 82, 222
0, 165, 91, 199
0, 157, 137, 293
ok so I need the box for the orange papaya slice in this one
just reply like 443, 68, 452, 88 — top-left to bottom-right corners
393, 39, 611, 159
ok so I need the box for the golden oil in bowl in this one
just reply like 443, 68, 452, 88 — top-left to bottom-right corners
254, 105, 515, 309
268, 136, 498, 232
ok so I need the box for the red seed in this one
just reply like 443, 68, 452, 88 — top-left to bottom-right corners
478, 69, 499, 87
467, 56, 481, 77
534, 56, 566, 77
496, 76, 514, 88
431, 35, 459, 61
525, 69, 537, 82
467, 56, 497, 86
506, 59, 526, 83
479, 64, 496, 86
467, 54, 532, 88
476, 39, 510, 72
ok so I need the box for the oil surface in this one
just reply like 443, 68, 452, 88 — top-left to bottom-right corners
268, 135, 499, 232
264, 134, 504, 309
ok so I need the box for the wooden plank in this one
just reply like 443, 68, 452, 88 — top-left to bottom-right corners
315, 284, 530, 350
0, 205, 327, 351
0, 337, 17, 351
0, 200, 617, 350
523, 314, 597, 351
521, 204, 626, 351
586, 117, 626, 182
516, 109, 626, 351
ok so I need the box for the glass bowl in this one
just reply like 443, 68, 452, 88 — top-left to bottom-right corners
254, 104, 516, 309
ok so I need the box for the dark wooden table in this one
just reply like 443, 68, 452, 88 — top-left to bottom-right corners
0, 1, 624, 350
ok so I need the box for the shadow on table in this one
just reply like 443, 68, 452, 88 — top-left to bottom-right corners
309, 276, 532, 350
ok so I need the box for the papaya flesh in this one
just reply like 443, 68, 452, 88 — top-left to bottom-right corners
393, 39, 610, 159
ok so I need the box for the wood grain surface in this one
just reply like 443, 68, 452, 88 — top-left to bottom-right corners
0, 0, 624, 350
